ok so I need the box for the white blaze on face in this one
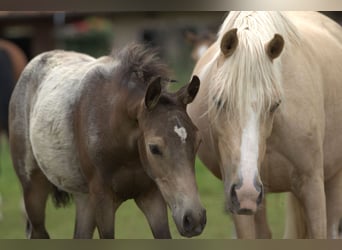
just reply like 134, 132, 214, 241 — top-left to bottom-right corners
174, 125, 187, 143
239, 108, 259, 185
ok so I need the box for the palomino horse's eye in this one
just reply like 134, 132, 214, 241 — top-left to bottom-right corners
149, 144, 162, 156
270, 100, 281, 113
212, 97, 223, 109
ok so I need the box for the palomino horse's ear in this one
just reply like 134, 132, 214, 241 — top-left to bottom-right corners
266, 34, 284, 61
220, 28, 238, 57
145, 77, 162, 110
179, 75, 200, 105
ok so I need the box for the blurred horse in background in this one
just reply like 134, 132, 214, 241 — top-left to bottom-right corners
0, 39, 27, 221
0, 39, 27, 137
184, 29, 217, 62
188, 11, 342, 238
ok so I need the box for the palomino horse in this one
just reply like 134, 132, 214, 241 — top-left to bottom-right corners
188, 11, 342, 238
9, 44, 206, 238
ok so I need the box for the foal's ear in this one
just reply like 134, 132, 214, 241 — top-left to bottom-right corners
145, 77, 162, 110
266, 34, 284, 61
220, 28, 238, 57
179, 75, 200, 105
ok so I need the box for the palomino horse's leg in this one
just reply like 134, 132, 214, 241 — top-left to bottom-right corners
232, 214, 256, 239
292, 171, 326, 238
283, 192, 306, 238
134, 186, 171, 239
254, 198, 272, 238
233, 200, 272, 239
73, 193, 122, 238
325, 169, 342, 239
23, 168, 51, 239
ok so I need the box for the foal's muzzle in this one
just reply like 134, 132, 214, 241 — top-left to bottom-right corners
180, 208, 207, 237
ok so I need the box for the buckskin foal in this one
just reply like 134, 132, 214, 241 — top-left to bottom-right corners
9, 44, 206, 239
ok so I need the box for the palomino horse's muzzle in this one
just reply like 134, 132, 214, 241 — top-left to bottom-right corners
227, 178, 264, 215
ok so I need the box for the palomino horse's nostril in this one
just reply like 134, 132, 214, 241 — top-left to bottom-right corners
230, 183, 240, 207
256, 185, 264, 205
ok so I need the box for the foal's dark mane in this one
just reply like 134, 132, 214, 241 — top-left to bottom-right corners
111, 43, 171, 88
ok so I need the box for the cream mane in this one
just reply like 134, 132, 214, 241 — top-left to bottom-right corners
206, 11, 301, 125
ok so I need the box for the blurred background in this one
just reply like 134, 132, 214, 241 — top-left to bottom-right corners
0, 11, 341, 239
0, 12, 229, 85
1, 11, 341, 85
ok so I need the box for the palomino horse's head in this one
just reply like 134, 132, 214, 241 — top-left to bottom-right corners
137, 75, 206, 237
209, 27, 285, 215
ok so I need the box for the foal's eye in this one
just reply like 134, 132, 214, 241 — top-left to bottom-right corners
149, 144, 162, 155
270, 100, 281, 113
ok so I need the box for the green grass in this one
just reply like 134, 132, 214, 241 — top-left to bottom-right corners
0, 135, 286, 239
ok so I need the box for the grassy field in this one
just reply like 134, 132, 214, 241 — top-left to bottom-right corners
0, 133, 286, 239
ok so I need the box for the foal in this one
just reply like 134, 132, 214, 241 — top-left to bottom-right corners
9, 44, 206, 238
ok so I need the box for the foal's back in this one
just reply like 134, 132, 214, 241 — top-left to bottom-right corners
9, 50, 99, 193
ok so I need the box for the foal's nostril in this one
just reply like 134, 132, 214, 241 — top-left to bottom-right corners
201, 209, 207, 227
182, 212, 194, 232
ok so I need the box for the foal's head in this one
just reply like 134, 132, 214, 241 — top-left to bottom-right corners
137, 75, 206, 237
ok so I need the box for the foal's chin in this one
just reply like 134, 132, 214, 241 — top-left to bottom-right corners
176, 221, 206, 238
179, 227, 204, 238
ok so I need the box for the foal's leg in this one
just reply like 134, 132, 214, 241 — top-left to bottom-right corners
74, 192, 122, 238
134, 186, 171, 238
11, 145, 51, 238
23, 168, 52, 239
73, 193, 96, 238
325, 169, 342, 239
88, 179, 117, 239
